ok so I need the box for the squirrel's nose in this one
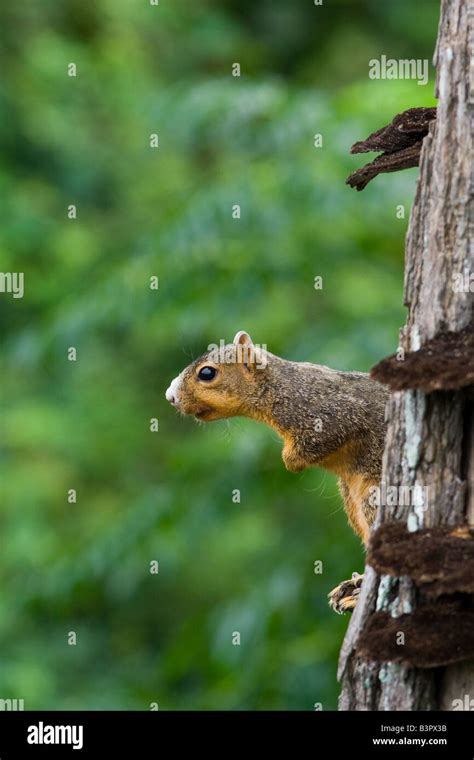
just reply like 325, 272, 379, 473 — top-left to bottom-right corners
166, 375, 182, 406
165, 386, 178, 406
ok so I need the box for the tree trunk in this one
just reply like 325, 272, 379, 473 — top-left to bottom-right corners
338, 0, 474, 710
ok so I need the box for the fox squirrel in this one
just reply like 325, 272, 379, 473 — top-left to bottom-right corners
166, 331, 388, 613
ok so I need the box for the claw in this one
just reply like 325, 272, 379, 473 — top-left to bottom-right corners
328, 573, 364, 614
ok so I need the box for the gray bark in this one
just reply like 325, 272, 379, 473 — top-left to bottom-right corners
338, 0, 474, 710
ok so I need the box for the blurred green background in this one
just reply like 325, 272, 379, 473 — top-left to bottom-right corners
1, 0, 438, 709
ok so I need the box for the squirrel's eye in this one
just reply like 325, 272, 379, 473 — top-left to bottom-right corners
197, 366, 217, 381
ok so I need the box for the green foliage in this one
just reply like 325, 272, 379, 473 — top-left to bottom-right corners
0, 0, 438, 709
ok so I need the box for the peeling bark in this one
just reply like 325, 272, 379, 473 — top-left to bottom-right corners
338, 0, 474, 711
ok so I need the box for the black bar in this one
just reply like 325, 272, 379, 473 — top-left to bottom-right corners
0, 710, 471, 758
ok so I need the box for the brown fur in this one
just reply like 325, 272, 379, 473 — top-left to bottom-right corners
167, 333, 389, 544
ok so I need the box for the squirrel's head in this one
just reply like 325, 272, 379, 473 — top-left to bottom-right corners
166, 331, 269, 422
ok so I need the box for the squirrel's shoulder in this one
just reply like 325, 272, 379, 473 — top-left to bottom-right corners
282, 358, 380, 386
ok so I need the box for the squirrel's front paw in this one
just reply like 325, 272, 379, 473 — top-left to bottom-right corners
328, 572, 363, 614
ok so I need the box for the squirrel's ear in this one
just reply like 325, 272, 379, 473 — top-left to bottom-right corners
233, 331, 253, 347
233, 330, 264, 372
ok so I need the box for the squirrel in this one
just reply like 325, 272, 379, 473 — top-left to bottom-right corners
166, 331, 389, 613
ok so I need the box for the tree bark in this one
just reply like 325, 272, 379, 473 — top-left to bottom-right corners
338, 0, 474, 710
